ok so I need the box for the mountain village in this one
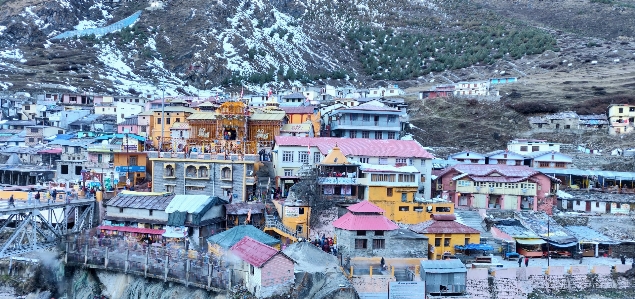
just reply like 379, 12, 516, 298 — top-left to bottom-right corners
0, 81, 635, 299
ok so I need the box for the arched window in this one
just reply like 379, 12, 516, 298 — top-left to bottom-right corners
186, 165, 197, 178
199, 166, 209, 178
221, 167, 232, 180
165, 165, 175, 177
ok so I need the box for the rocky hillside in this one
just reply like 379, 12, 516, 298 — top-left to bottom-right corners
0, 0, 634, 95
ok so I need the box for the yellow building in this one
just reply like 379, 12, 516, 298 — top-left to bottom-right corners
360, 164, 454, 224
113, 135, 148, 186
148, 106, 198, 149
608, 104, 635, 135
408, 214, 480, 260
280, 106, 321, 136
271, 191, 311, 240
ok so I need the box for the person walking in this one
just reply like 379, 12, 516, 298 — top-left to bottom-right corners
621, 255, 626, 265
524, 256, 529, 267
34, 192, 40, 205
8, 194, 15, 208
51, 189, 57, 203
518, 256, 523, 267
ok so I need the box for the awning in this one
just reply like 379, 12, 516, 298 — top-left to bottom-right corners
98, 225, 165, 235
516, 238, 546, 245
548, 241, 578, 248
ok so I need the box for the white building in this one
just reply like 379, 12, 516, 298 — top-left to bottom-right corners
115, 102, 145, 124
507, 139, 561, 154
272, 136, 435, 199
453, 81, 491, 97
49, 109, 91, 129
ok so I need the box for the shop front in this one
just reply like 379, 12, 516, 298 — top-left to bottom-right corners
516, 238, 546, 257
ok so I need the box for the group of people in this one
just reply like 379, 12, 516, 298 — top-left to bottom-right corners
308, 234, 337, 256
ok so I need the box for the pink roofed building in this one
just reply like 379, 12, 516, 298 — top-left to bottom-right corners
273, 136, 435, 199
229, 236, 295, 298
434, 164, 560, 214
333, 201, 429, 258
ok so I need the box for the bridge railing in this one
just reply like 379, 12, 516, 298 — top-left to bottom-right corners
65, 237, 229, 291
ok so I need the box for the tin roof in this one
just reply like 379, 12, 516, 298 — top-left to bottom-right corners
107, 194, 175, 210
224, 202, 266, 215
346, 200, 384, 213
207, 225, 280, 250
333, 213, 399, 231
436, 164, 545, 182
420, 259, 467, 273
280, 106, 316, 114
230, 236, 285, 268
409, 218, 480, 235
165, 195, 216, 214
275, 136, 434, 159
119, 117, 138, 126
250, 112, 286, 121
187, 112, 217, 120
566, 226, 619, 245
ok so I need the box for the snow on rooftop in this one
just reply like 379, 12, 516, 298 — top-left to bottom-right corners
0, 26, 6, 36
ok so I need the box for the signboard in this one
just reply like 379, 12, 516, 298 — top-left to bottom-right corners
388, 281, 425, 299
82, 172, 103, 182
285, 207, 299, 217
317, 177, 357, 185
115, 166, 146, 173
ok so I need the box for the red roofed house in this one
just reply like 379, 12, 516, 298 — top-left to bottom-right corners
435, 164, 560, 214
334, 201, 429, 258
273, 136, 434, 199
229, 236, 295, 298
409, 214, 480, 260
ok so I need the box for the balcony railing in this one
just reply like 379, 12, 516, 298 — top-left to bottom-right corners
456, 185, 537, 196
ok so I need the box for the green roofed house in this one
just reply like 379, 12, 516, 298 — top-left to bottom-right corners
207, 225, 281, 256
163, 195, 227, 247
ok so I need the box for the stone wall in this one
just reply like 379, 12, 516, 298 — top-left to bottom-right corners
335, 229, 428, 259
552, 215, 589, 226
460, 264, 635, 299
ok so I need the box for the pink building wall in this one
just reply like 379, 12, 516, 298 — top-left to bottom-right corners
260, 254, 294, 287
117, 124, 139, 134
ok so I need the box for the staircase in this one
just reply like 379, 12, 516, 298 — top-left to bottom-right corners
264, 214, 298, 242
394, 268, 411, 281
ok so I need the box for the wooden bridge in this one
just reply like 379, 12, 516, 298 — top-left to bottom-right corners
64, 237, 229, 292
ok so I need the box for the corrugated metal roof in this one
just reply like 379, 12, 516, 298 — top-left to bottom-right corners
230, 236, 281, 268
275, 136, 435, 159
224, 202, 266, 215
208, 225, 280, 249
333, 213, 399, 231
280, 123, 312, 132
187, 112, 217, 120
107, 194, 175, 210
566, 226, 619, 244
516, 212, 577, 244
420, 259, 467, 273
280, 106, 316, 114
250, 112, 286, 121
98, 225, 165, 235
409, 218, 480, 235
165, 195, 214, 214
346, 200, 384, 213
494, 224, 540, 239
536, 168, 635, 179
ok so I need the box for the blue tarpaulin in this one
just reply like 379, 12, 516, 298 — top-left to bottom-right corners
454, 243, 494, 251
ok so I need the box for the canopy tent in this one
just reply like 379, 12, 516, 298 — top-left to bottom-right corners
454, 243, 494, 251
548, 241, 578, 248
516, 238, 547, 245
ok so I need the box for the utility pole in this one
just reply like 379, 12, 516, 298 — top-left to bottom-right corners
547, 216, 550, 267
126, 133, 131, 188
160, 87, 165, 152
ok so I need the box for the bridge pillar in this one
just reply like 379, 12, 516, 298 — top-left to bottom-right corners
84, 243, 88, 265
124, 249, 130, 273
185, 259, 191, 286
105, 247, 109, 269
144, 247, 149, 277
207, 262, 212, 288
164, 254, 169, 282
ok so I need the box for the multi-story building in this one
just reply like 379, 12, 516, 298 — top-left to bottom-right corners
24, 125, 64, 146
326, 101, 405, 139
272, 136, 435, 199
435, 164, 560, 213
149, 106, 197, 149
507, 139, 561, 153
115, 101, 145, 124
280, 106, 320, 136
49, 138, 95, 183
608, 104, 635, 135
60, 93, 94, 106
87, 134, 148, 187
453, 81, 491, 97
367, 85, 405, 98
448, 151, 486, 164
48, 109, 91, 129
409, 214, 480, 260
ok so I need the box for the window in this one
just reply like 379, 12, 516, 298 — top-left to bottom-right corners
539, 162, 550, 167
282, 151, 294, 162
355, 239, 367, 249
379, 158, 388, 165
362, 114, 370, 121
61, 165, 69, 174
398, 174, 415, 182
375, 231, 384, 236
29, 138, 34, 142
373, 239, 385, 249
619, 108, 624, 113
157, 118, 162, 124
444, 238, 451, 246
435, 238, 441, 247
395, 158, 407, 164
350, 114, 358, 121
298, 207, 305, 214
532, 146, 539, 152
149, 210, 154, 216
457, 180, 471, 187
465, 238, 470, 245
284, 169, 293, 176
371, 174, 396, 182
313, 152, 322, 163
497, 159, 506, 164
250, 265, 254, 275
75, 166, 82, 175
30, 128, 38, 133
350, 130, 357, 138
119, 208, 124, 213
387, 116, 396, 122
97, 154, 103, 163
166, 118, 171, 125
374, 131, 382, 139
555, 162, 565, 168
24, 105, 30, 110
516, 160, 522, 166
387, 188, 393, 197
359, 157, 369, 163
129, 156, 138, 166
399, 205, 409, 211
166, 185, 175, 193
362, 131, 369, 138
176, 118, 181, 123
387, 132, 395, 139
357, 230, 367, 236
299, 152, 309, 163
595, 202, 600, 208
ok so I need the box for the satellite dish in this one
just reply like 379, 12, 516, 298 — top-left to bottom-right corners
427, 206, 433, 212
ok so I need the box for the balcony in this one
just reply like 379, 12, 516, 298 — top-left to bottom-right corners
330, 119, 401, 131
318, 177, 359, 185
456, 185, 537, 196
88, 144, 122, 152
